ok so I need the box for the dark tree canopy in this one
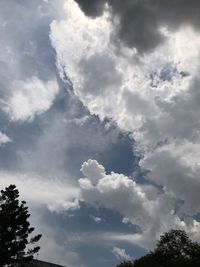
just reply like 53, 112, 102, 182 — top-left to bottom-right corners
117, 229, 200, 267
0, 184, 42, 267
117, 261, 135, 267
154, 229, 200, 266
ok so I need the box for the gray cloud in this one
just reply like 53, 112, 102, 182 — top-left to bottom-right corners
51, 1, 200, 252
74, 0, 200, 53
79, 53, 123, 96
74, 0, 107, 17
123, 90, 155, 116
79, 159, 200, 249
139, 76, 200, 148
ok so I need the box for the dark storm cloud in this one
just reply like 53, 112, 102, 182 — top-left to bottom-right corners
74, 0, 200, 53
74, 0, 107, 17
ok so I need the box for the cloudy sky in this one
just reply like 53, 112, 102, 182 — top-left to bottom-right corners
1, 0, 200, 266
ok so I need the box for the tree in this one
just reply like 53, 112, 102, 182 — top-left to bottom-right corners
134, 253, 159, 267
154, 229, 200, 267
117, 261, 134, 267
116, 229, 200, 267
0, 184, 42, 267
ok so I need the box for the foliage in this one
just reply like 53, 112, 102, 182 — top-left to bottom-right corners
117, 261, 135, 267
134, 252, 159, 267
0, 184, 42, 267
154, 229, 200, 267
116, 229, 200, 267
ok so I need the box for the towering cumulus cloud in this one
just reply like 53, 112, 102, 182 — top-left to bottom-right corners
50, 0, 200, 251
1, 0, 200, 266
79, 159, 200, 248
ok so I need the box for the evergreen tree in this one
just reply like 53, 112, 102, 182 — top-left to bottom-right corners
0, 184, 42, 267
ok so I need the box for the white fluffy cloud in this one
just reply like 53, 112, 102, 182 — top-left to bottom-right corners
0, 0, 65, 123
50, 0, 200, 134
50, 0, 200, 236
112, 247, 132, 262
50, 1, 198, 131
3, 76, 59, 121
0, 132, 11, 145
79, 160, 200, 249
90, 215, 103, 224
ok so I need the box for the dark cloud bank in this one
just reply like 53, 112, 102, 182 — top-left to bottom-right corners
75, 0, 200, 53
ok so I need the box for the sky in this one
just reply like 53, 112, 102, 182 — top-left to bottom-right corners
1, 0, 200, 266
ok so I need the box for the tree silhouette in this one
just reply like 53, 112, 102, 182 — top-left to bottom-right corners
117, 261, 135, 267
117, 229, 200, 267
0, 184, 42, 267
154, 229, 200, 267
